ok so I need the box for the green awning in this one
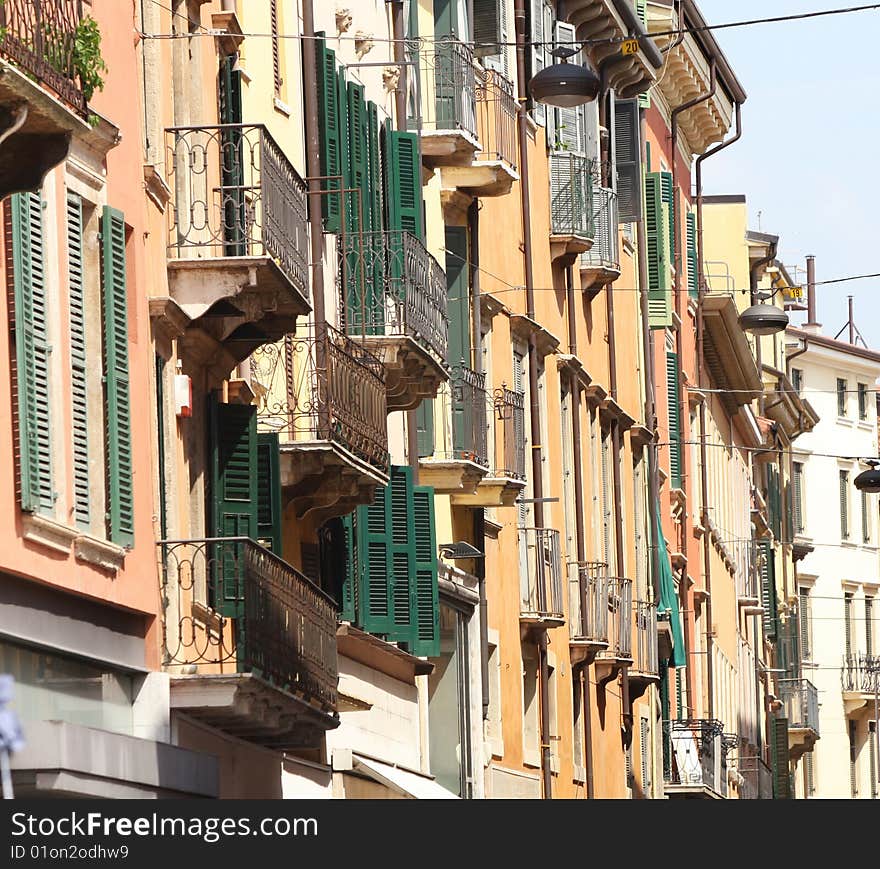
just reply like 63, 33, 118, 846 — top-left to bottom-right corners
655, 502, 686, 668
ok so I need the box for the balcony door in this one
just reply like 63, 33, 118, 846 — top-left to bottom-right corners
219, 54, 246, 256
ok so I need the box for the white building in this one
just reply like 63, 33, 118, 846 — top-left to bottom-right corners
786, 324, 880, 799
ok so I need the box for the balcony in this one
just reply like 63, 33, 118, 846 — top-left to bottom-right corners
250, 324, 389, 525
340, 229, 447, 412
841, 653, 879, 716
519, 528, 564, 629
569, 562, 609, 664
550, 152, 595, 264
438, 66, 519, 205
164, 124, 310, 365
664, 719, 728, 799
736, 539, 763, 612
778, 678, 819, 761
0, 0, 92, 197
629, 600, 660, 700
421, 365, 489, 495
159, 537, 339, 750
579, 185, 620, 290
595, 577, 633, 686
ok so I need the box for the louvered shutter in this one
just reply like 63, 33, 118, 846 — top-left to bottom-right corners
760, 538, 777, 641
218, 55, 245, 256
360, 480, 393, 635
646, 172, 671, 327
388, 466, 416, 644
613, 99, 642, 222
686, 210, 698, 298
473, 0, 502, 57
315, 34, 341, 231
445, 225, 470, 368
10, 191, 53, 513
666, 352, 682, 489
411, 484, 439, 656
101, 207, 134, 547
416, 398, 434, 457
799, 589, 811, 660
793, 463, 804, 533
341, 512, 359, 622
365, 101, 384, 329
529, 0, 546, 126
849, 719, 859, 797
385, 129, 423, 239
67, 194, 89, 528
865, 597, 873, 657
553, 23, 580, 151
601, 430, 612, 567
209, 399, 257, 617
636, 0, 651, 110
271, 0, 281, 94
771, 717, 792, 799
660, 171, 674, 261
640, 715, 650, 794
784, 480, 793, 544
840, 470, 849, 539
862, 490, 870, 543
256, 432, 283, 555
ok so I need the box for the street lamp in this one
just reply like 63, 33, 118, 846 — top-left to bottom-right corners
854, 460, 880, 494
528, 47, 601, 108
739, 289, 789, 336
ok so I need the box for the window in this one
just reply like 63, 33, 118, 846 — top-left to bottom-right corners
799, 587, 812, 661
870, 721, 878, 800
270, 0, 282, 96
486, 639, 503, 757
804, 750, 816, 798
840, 470, 850, 540
859, 382, 869, 420
838, 378, 848, 417
850, 719, 859, 798
600, 426, 615, 572
633, 449, 648, 601
522, 643, 540, 767
866, 597, 875, 658
845, 592, 854, 660
793, 462, 805, 534
572, 675, 585, 782
863, 490, 872, 544
791, 367, 803, 395
666, 352, 682, 487
640, 713, 652, 798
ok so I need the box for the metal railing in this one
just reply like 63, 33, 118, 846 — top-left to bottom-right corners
476, 68, 518, 170
778, 678, 820, 735
736, 538, 760, 603
633, 600, 658, 676
417, 36, 477, 140
549, 151, 595, 241
166, 124, 310, 295
580, 186, 619, 271
159, 537, 338, 712
0, 0, 87, 115
663, 718, 726, 794
842, 653, 880, 693
570, 561, 609, 644
339, 229, 448, 364
249, 324, 389, 473
492, 385, 526, 479
435, 365, 489, 466
606, 576, 633, 659
520, 528, 563, 621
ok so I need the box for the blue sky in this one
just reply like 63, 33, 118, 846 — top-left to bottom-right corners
696, 1, 880, 346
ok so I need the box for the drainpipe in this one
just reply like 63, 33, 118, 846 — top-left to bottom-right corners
695, 99, 743, 721
514, 0, 551, 800
669, 57, 716, 714
566, 263, 594, 796
750, 240, 777, 418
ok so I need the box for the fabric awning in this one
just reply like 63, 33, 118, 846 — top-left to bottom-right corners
352, 755, 460, 799
654, 502, 686, 668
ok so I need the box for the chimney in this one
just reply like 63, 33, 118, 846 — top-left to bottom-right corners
803, 254, 821, 334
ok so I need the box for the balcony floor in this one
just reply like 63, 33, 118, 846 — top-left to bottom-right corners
451, 474, 526, 508
419, 458, 487, 495
420, 128, 480, 166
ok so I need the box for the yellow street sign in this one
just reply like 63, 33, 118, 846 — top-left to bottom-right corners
621, 38, 639, 55
783, 285, 804, 300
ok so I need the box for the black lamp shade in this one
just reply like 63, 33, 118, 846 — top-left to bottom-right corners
854, 467, 880, 494
528, 60, 601, 108
738, 304, 789, 336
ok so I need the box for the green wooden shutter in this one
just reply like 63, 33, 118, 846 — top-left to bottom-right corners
660, 171, 674, 262
360, 480, 394, 635
387, 466, 416, 644
613, 98, 642, 222
256, 432, 283, 555
101, 206, 134, 548
793, 463, 803, 533
760, 537, 777, 641
315, 34, 341, 231
646, 172, 671, 327
209, 398, 257, 617
218, 55, 245, 256
411, 484, 439, 656
840, 470, 849, 539
666, 352, 682, 489
686, 210, 698, 298
67, 194, 89, 528
11, 191, 53, 513
473, 0, 502, 58
445, 225, 470, 369
416, 398, 434, 457
385, 130, 423, 239
799, 588, 811, 660
771, 717, 792, 799
341, 512, 359, 622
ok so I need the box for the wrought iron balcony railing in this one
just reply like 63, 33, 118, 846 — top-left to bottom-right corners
492, 385, 526, 479
339, 229, 448, 364
663, 718, 726, 795
159, 537, 338, 713
580, 186, 619, 270
520, 527, 564, 622
778, 678, 820, 735
570, 561, 609, 644
249, 324, 389, 473
633, 600, 659, 676
841, 653, 879, 693
433, 365, 489, 466
550, 151, 595, 241
417, 36, 478, 140
476, 68, 518, 170
166, 124, 310, 294
605, 576, 633, 660
0, 0, 87, 115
